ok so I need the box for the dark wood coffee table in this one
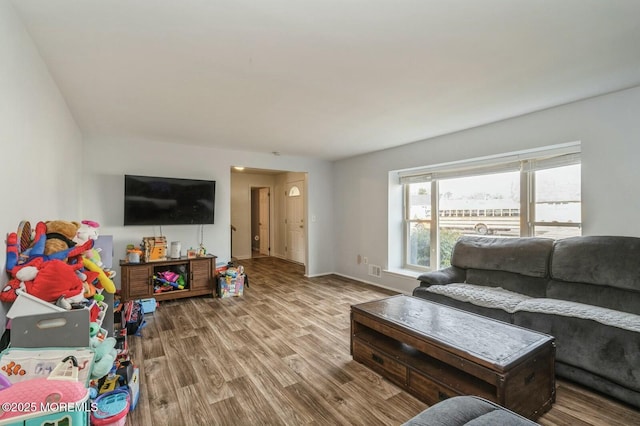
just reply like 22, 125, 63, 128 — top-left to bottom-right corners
351, 295, 555, 420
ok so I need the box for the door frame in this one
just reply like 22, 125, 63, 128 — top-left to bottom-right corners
230, 168, 308, 272
251, 186, 271, 257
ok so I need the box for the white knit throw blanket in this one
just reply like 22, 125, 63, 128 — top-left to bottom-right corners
425, 283, 531, 313
516, 298, 640, 333
426, 283, 640, 333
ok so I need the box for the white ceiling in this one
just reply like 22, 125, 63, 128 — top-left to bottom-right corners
11, 0, 640, 161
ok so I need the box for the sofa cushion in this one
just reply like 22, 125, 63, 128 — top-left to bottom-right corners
425, 283, 531, 314
555, 363, 640, 409
551, 235, 640, 291
417, 266, 466, 286
466, 269, 548, 297
402, 395, 539, 426
547, 280, 640, 315
451, 236, 553, 278
514, 301, 640, 393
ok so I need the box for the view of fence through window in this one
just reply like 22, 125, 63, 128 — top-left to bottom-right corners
407, 163, 581, 269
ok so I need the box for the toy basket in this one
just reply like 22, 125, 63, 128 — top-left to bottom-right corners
91, 388, 130, 426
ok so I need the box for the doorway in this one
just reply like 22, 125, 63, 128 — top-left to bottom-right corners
230, 167, 308, 269
251, 187, 270, 258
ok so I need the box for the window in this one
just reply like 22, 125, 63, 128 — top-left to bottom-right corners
531, 163, 581, 239
401, 145, 581, 270
288, 185, 301, 197
406, 182, 432, 268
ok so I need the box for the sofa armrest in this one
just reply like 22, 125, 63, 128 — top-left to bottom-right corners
417, 266, 465, 287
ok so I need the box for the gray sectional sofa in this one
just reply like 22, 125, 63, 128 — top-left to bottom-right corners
413, 235, 640, 409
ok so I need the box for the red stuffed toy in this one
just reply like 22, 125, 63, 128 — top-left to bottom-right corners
1, 258, 84, 303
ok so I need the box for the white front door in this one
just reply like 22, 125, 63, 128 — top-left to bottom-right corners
286, 181, 305, 264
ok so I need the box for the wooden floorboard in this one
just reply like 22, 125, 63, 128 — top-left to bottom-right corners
126, 257, 640, 425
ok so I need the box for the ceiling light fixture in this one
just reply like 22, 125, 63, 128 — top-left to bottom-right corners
233, 166, 245, 171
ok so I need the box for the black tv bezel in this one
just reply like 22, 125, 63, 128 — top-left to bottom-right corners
124, 174, 216, 226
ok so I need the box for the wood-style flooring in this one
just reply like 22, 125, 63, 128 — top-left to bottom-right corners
126, 257, 640, 425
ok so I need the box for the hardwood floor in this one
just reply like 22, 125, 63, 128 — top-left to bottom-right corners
126, 257, 640, 425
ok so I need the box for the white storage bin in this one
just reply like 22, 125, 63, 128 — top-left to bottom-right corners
6, 289, 65, 319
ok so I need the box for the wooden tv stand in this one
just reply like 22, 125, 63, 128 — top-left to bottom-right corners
120, 255, 216, 302
351, 295, 555, 420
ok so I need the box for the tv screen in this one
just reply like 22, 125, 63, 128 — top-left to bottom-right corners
124, 175, 215, 226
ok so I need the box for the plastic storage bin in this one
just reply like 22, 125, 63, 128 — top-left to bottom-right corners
218, 274, 244, 298
6, 290, 65, 319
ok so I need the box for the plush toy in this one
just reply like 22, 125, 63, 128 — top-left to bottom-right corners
5, 232, 21, 273
90, 336, 117, 380
73, 220, 100, 245
81, 270, 100, 299
84, 248, 104, 269
5, 222, 45, 272
44, 220, 80, 256
0, 258, 85, 303
83, 258, 116, 294
6, 221, 94, 274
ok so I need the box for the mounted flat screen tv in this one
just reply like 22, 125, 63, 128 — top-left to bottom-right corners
124, 175, 215, 226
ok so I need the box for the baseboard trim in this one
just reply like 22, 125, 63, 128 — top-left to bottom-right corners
305, 272, 334, 278
330, 273, 410, 295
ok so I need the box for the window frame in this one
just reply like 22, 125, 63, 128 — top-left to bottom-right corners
401, 146, 581, 271
403, 181, 438, 270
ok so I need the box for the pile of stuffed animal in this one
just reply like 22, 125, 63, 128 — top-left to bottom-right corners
3, 220, 121, 380
2, 220, 116, 308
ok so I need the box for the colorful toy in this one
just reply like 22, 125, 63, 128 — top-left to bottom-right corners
0, 356, 90, 424
16, 220, 33, 253
0, 372, 12, 390
0, 258, 85, 303
73, 219, 100, 245
218, 272, 245, 298
85, 247, 105, 268
83, 257, 116, 293
5, 220, 44, 271
98, 374, 121, 394
91, 388, 130, 426
5, 220, 36, 271
128, 367, 140, 411
157, 270, 179, 282
43, 220, 81, 256
152, 275, 184, 290
1, 361, 26, 377
6, 221, 94, 272
142, 236, 167, 262
90, 337, 118, 380
82, 270, 100, 298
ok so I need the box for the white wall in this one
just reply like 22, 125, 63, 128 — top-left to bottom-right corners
333, 86, 640, 294
0, 1, 83, 329
82, 138, 334, 285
